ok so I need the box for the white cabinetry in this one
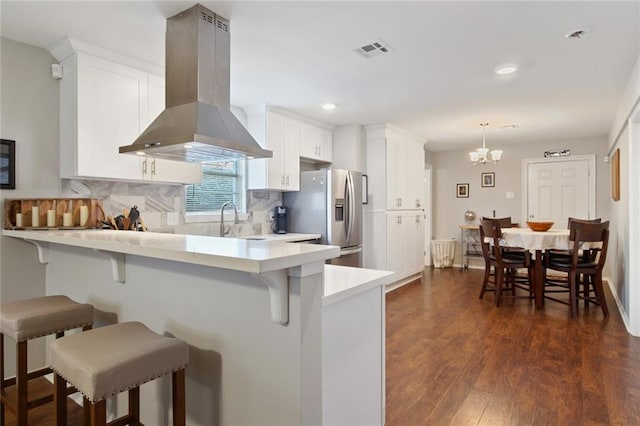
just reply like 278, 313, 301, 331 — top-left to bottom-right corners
364, 124, 426, 286
245, 106, 300, 191
386, 134, 425, 210
53, 41, 201, 184
299, 122, 332, 163
142, 75, 202, 184
385, 212, 425, 279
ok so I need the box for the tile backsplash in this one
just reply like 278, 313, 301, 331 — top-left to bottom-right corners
61, 179, 282, 236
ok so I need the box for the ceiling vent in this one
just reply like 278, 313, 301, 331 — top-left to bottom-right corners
353, 40, 393, 58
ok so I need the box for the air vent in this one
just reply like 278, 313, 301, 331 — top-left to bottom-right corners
353, 40, 393, 58
216, 16, 229, 32
201, 11, 214, 24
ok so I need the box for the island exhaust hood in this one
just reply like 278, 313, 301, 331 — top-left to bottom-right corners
119, 4, 272, 162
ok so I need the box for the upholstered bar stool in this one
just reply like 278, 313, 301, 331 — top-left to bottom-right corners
50, 321, 188, 426
0, 295, 94, 426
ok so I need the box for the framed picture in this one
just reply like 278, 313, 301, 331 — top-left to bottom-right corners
0, 139, 15, 190
456, 183, 469, 198
481, 172, 495, 188
611, 148, 620, 201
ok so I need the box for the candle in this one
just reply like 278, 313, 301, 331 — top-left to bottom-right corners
15, 213, 23, 227
80, 205, 89, 227
63, 212, 73, 227
31, 206, 39, 227
47, 210, 56, 227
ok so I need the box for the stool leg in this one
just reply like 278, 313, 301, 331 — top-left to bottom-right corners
129, 387, 140, 425
16, 341, 27, 426
54, 373, 67, 426
0, 333, 4, 426
90, 400, 107, 426
172, 369, 186, 426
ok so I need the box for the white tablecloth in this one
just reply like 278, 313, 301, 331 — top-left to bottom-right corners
501, 228, 570, 251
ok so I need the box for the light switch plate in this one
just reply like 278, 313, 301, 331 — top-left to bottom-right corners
505, 191, 514, 199
167, 212, 180, 226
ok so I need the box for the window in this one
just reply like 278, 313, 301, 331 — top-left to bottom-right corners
185, 160, 246, 214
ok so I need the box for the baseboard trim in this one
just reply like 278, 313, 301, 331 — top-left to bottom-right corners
385, 272, 423, 293
604, 275, 633, 334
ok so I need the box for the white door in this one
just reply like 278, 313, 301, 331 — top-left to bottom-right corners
525, 157, 594, 227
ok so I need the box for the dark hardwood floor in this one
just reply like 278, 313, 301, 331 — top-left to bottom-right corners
3, 377, 84, 426
5, 268, 639, 425
386, 267, 640, 425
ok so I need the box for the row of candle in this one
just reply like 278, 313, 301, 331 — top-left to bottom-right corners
15, 205, 89, 227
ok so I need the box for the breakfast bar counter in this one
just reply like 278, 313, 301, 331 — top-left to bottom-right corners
3, 229, 390, 425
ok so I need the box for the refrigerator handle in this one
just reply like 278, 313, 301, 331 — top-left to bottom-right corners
346, 172, 355, 244
345, 172, 351, 243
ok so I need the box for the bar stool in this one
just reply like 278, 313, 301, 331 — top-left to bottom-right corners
50, 321, 188, 426
0, 295, 94, 426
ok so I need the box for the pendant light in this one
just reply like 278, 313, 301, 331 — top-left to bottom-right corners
469, 123, 502, 165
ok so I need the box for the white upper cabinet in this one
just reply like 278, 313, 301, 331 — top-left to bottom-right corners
246, 106, 300, 191
366, 124, 426, 211
141, 75, 202, 184
54, 40, 201, 184
299, 122, 332, 163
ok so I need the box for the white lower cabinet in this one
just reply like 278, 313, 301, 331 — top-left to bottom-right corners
385, 211, 425, 278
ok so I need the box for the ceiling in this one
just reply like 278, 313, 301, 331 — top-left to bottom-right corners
1, 1, 639, 152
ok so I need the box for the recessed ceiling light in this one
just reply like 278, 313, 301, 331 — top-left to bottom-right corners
136, 151, 146, 156
322, 103, 337, 111
184, 144, 193, 149
495, 65, 518, 75
501, 124, 520, 129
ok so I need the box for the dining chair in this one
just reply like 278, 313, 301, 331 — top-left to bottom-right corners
544, 220, 610, 317
480, 217, 525, 260
478, 219, 533, 306
544, 217, 603, 304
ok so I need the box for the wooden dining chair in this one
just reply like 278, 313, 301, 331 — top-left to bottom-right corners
478, 219, 533, 306
544, 217, 603, 305
544, 220, 610, 317
481, 217, 526, 260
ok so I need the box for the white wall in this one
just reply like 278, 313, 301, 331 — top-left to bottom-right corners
0, 37, 61, 374
431, 137, 610, 267
606, 52, 640, 336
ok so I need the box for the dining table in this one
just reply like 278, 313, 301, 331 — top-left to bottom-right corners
500, 227, 571, 309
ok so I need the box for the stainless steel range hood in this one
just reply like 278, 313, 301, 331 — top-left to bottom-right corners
119, 4, 271, 162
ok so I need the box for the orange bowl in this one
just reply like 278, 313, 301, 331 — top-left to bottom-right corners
527, 221, 554, 232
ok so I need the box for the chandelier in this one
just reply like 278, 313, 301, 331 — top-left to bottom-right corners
469, 123, 502, 165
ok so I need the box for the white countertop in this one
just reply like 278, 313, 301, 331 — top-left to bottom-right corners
323, 265, 394, 306
3, 229, 339, 274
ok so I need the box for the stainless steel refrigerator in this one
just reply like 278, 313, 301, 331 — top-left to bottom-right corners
284, 169, 363, 267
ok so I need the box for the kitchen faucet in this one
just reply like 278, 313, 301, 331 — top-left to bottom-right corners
220, 201, 239, 237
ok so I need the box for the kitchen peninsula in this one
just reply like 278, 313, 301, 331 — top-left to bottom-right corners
3, 229, 391, 425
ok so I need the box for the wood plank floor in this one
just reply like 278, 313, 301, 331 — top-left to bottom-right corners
3, 377, 83, 426
386, 268, 640, 425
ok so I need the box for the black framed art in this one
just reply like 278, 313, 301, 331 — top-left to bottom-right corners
481, 172, 495, 188
456, 183, 469, 198
1, 139, 15, 189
